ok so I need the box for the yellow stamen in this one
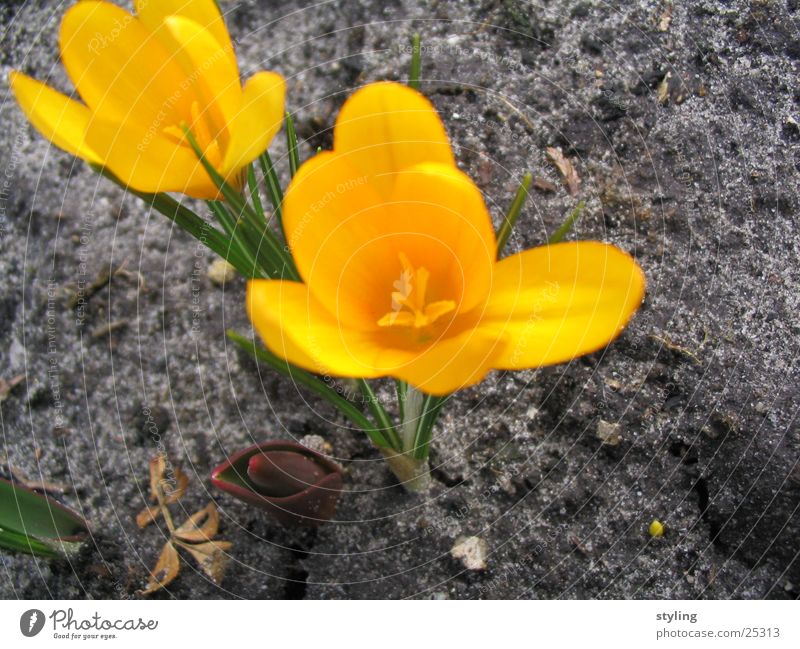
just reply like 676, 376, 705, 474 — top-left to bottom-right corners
378, 253, 456, 329
162, 101, 223, 168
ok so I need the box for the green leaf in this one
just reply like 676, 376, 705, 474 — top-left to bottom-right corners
285, 112, 300, 178
206, 200, 271, 278
497, 172, 532, 256
226, 330, 394, 449
412, 394, 447, 459
246, 164, 266, 223
548, 200, 586, 244
90, 164, 252, 275
258, 151, 284, 232
182, 125, 299, 280
409, 33, 422, 90
0, 478, 88, 558
357, 380, 402, 451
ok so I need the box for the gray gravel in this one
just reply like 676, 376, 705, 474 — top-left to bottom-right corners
1, 0, 798, 599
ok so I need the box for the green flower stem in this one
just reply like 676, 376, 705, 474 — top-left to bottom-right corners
357, 380, 402, 451
496, 172, 532, 256
409, 33, 422, 90
548, 200, 586, 244
227, 330, 393, 449
379, 448, 431, 492
285, 112, 300, 178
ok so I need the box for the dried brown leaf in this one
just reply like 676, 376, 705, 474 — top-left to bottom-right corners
135, 504, 162, 529
148, 456, 167, 500
147, 457, 187, 504
531, 176, 558, 193
141, 542, 180, 595
163, 468, 189, 504
177, 540, 232, 584
174, 503, 220, 543
545, 147, 581, 196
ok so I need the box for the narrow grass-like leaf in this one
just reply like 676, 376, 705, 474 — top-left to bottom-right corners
412, 394, 446, 459
207, 200, 268, 278
227, 330, 393, 449
409, 33, 422, 90
92, 164, 252, 274
497, 172, 532, 256
285, 112, 299, 178
246, 164, 265, 223
258, 151, 284, 231
183, 126, 299, 280
548, 200, 586, 244
395, 379, 408, 421
357, 380, 402, 451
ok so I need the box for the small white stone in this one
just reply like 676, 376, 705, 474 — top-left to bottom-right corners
596, 420, 622, 446
451, 536, 488, 571
207, 259, 237, 286
300, 434, 332, 455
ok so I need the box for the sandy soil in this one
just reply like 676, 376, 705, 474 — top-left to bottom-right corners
0, 0, 798, 598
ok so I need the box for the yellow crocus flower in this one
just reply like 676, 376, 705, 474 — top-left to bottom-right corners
9, 0, 284, 199
248, 82, 645, 395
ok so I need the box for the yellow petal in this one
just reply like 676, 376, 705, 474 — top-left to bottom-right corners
59, 1, 191, 127
221, 72, 285, 178
282, 151, 391, 328
134, 0, 234, 63
387, 162, 496, 314
84, 118, 216, 198
377, 326, 505, 396
481, 242, 645, 368
9, 71, 100, 164
247, 280, 504, 395
247, 280, 386, 379
334, 81, 455, 198
161, 15, 241, 129
283, 155, 496, 329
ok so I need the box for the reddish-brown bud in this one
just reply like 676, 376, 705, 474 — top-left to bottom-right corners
211, 441, 343, 527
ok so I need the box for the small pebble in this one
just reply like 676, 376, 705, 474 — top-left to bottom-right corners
300, 434, 332, 455
207, 259, 237, 286
451, 536, 488, 570
649, 519, 665, 538
596, 420, 622, 446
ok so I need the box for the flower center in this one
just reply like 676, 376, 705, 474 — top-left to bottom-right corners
377, 253, 456, 329
163, 101, 223, 168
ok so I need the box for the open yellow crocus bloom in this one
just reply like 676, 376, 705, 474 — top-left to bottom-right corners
9, 0, 284, 199
248, 82, 645, 395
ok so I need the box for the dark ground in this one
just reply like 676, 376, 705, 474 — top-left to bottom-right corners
0, 0, 798, 599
